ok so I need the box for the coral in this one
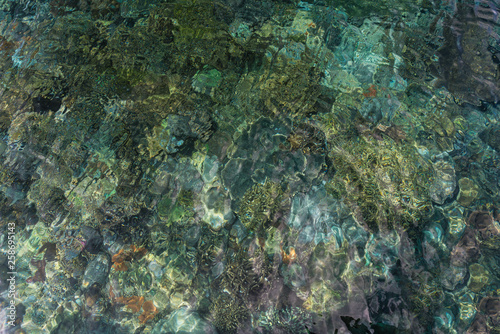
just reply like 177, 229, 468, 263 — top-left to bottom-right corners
280, 245, 297, 265
115, 296, 158, 324
237, 181, 284, 232
138, 300, 158, 324
116, 296, 144, 313
211, 293, 248, 334
281, 123, 327, 155
111, 245, 147, 271
216, 251, 260, 299
259, 306, 312, 334
324, 121, 434, 232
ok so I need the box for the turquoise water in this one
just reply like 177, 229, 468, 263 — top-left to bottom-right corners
0, 0, 499, 333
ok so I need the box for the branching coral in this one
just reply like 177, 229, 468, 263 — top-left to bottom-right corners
211, 293, 248, 334
237, 181, 284, 232
216, 251, 261, 299
258, 306, 312, 334
325, 124, 433, 232
282, 123, 327, 155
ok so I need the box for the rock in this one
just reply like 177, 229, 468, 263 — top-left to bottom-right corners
222, 117, 325, 201
287, 184, 347, 245
0, 140, 6, 155
108, 263, 153, 297
467, 263, 489, 293
229, 19, 252, 44
360, 97, 400, 124
433, 308, 455, 333
200, 186, 234, 231
456, 288, 477, 327
450, 228, 480, 267
479, 125, 500, 153
281, 263, 307, 289
429, 154, 457, 205
446, 205, 466, 241
201, 155, 220, 184
478, 296, 500, 316
467, 211, 499, 241
151, 307, 216, 334
457, 178, 479, 207
441, 265, 466, 290
82, 253, 110, 289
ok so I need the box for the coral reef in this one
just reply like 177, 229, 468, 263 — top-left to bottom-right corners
1, 0, 500, 333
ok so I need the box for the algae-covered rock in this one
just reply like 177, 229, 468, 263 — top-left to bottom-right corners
479, 125, 500, 153
82, 253, 110, 289
467, 263, 489, 293
457, 177, 480, 207
192, 66, 222, 94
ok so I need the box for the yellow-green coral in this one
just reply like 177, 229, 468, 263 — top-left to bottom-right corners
237, 181, 284, 232
211, 293, 248, 334
217, 251, 260, 298
324, 122, 433, 232
261, 61, 324, 117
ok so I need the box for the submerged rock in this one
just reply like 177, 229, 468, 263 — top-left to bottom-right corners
287, 184, 347, 245
479, 125, 500, 153
152, 307, 216, 334
222, 117, 325, 201
429, 154, 457, 205
82, 253, 110, 289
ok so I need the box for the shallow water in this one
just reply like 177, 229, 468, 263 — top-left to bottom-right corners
0, 0, 499, 333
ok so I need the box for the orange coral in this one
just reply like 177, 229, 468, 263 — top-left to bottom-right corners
112, 249, 130, 271
112, 262, 129, 271
139, 300, 158, 324
109, 286, 115, 300
130, 245, 147, 259
111, 245, 148, 271
116, 296, 158, 324
280, 245, 297, 265
116, 296, 144, 313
